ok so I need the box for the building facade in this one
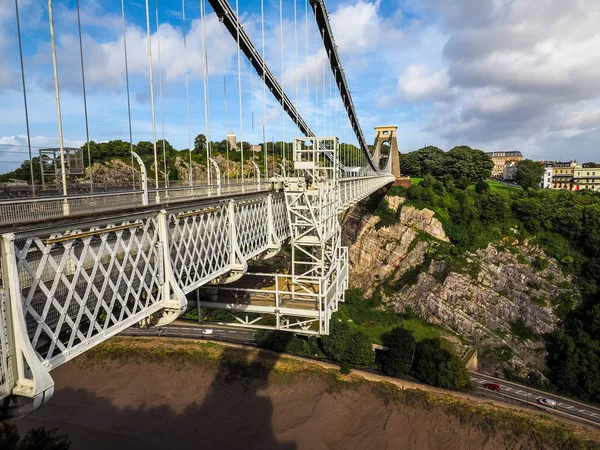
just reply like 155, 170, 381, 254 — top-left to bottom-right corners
574, 166, 600, 192
502, 162, 518, 181
486, 151, 524, 178
551, 161, 577, 190
540, 165, 553, 189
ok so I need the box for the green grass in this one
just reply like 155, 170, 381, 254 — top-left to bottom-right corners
410, 177, 423, 185
465, 180, 521, 193
338, 289, 448, 345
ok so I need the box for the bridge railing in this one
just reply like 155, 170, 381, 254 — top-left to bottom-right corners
0, 182, 268, 226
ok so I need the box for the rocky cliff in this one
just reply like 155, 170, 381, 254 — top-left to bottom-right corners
342, 195, 577, 375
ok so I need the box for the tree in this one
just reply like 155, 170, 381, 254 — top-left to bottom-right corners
135, 141, 155, 156
400, 146, 446, 177
515, 159, 544, 190
194, 134, 207, 153
255, 330, 294, 352
446, 146, 493, 182
321, 317, 374, 366
475, 179, 490, 194
413, 338, 471, 389
378, 327, 416, 377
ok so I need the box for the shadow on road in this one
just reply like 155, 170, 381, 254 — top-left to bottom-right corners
18, 345, 297, 450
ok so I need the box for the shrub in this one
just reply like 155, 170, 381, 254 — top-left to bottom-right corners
510, 319, 539, 341
475, 179, 490, 194
339, 361, 352, 375
532, 256, 550, 271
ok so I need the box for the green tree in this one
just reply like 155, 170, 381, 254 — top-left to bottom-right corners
135, 141, 155, 156
515, 159, 544, 190
446, 146, 493, 182
194, 134, 207, 153
255, 330, 294, 352
413, 338, 471, 389
401, 146, 446, 177
378, 327, 416, 377
475, 179, 490, 194
321, 317, 374, 366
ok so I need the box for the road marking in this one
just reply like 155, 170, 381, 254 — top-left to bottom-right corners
565, 405, 574, 409
504, 387, 512, 391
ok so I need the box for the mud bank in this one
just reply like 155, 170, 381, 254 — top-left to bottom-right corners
17, 338, 600, 450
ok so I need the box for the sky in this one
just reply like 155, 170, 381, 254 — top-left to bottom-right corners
0, 0, 599, 173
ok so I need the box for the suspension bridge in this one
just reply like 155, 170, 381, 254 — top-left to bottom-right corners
0, 0, 406, 419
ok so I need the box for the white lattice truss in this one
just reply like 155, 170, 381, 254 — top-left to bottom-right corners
0, 169, 392, 414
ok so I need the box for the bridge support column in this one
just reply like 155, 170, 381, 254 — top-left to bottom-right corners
153, 211, 188, 327
0, 234, 54, 420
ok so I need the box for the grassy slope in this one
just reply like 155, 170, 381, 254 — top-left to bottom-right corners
338, 290, 456, 346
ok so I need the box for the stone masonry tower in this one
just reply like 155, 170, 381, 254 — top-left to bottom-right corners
373, 126, 410, 187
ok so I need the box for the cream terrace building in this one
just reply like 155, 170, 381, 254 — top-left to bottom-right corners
574, 166, 600, 192
486, 151, 524, 178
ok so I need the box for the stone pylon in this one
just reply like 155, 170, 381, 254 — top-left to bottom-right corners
373, 126, 410, 187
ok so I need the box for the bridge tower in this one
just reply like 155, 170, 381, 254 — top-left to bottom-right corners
373, 126, 411, 188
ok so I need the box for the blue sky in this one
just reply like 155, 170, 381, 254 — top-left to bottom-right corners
0, 0, 599, 173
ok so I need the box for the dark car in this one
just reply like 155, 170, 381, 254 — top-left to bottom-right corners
483, 383, 501, 392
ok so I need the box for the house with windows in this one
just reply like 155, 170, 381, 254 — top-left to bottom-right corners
574, 165, 600, 192
486, 151, 524, 178
551, 161, 577, 190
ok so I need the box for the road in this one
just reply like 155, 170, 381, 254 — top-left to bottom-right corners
120, 321, 600, 427
471, 373, 600, 426
120, 321, 256, 345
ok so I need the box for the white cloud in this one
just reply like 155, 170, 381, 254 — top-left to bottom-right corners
410, 0, 600, 161
397, 64, 449, 101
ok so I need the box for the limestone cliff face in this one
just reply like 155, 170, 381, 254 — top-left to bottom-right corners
342, 196, 575, 373
343, 196, 446, 297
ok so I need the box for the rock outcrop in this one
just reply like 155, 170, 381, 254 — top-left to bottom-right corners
342, 196, 576, 374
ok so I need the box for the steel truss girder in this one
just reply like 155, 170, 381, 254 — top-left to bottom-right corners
0, 170, 390, 416
0, 192, 290, 417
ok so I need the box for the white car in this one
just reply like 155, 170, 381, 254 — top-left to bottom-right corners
538, 398, 557, 408
202, 329, 214, 335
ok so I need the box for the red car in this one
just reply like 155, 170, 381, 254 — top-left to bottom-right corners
483, 383, 501, 392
